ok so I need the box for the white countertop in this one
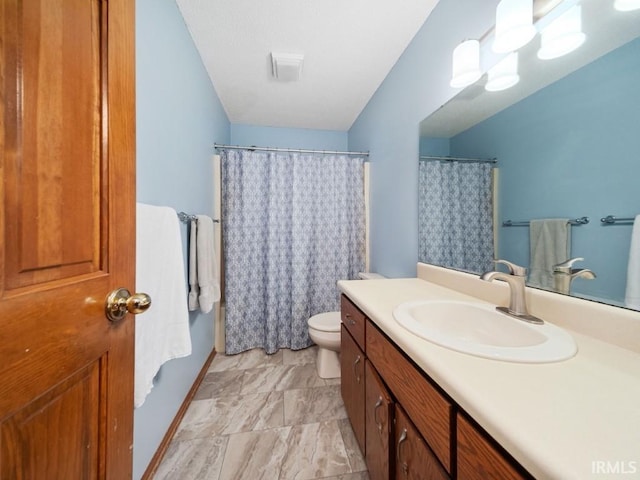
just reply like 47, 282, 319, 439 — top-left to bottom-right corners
338, 277, 640, 480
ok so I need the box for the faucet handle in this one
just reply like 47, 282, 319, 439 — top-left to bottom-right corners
553, 257, 584, 273
494, 259, 527, 276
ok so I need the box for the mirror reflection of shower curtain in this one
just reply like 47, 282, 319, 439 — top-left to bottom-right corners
221, 149, 366, 355
418, 160, 494, 274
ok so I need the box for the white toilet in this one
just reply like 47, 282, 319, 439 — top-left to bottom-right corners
308, 272, 385, 379
308, 311, 342, 378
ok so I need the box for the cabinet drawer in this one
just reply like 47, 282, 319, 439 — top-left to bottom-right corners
395, 405, 449, 480
457, 413, 532, 480
366, 320, 453, 474
341, 295, 366, 350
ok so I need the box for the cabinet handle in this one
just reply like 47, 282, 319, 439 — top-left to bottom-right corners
374, 396, 384, 433
345, 312, 356, 326
397, 428, 408, 477
353, 355, 361, 384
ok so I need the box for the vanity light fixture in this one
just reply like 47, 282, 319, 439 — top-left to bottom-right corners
614, 0, 640, 11
450, 39, 482, 88
537, 5, 586, 60
492, 0, 537, 53
485, 52, 520, 91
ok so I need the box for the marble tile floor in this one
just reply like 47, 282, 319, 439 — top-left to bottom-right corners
154, 346, 369, 480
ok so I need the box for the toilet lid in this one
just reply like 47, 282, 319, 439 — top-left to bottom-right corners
308, 311, 341, 332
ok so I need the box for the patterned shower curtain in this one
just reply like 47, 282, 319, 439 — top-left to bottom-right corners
418, 160, 494, 274
221, 149, 366, 354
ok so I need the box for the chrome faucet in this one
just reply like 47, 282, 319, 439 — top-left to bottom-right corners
480, 260, 544, 324
552, 257, 596, 295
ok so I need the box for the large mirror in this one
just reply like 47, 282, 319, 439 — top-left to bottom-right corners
419, 0, 640, 309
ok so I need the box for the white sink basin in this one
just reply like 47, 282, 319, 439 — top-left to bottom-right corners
393, 300, 577, 363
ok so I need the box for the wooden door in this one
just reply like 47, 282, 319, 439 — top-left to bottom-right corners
395, 406, 448, 480
0, 0, 136, 478
365, 360, 393, 480
340, 324, 366, 454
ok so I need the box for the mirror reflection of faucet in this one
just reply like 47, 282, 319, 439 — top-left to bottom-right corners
552, 257, 596, 295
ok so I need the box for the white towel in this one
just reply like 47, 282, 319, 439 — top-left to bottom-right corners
529, 218, 571, 290
135, 203, 192, 408
625, 215, 640, 310
196, 215, 220, 313
188, 219, 199, 311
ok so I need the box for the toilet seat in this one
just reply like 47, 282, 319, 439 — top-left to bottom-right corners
308, 311, 341, 333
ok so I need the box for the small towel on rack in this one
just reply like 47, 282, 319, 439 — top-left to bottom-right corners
625, 215, 640, 310
135, 203, 192, 408
188, 219, 199, 311
196, 214, 220, 314
529, 218, 571, 291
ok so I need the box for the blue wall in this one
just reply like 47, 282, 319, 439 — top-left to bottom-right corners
419, 137, 450, 157
135, 0, 230, 478
450, 37, 640, 304
231, 124, 348, 151
349, 0, 499, 278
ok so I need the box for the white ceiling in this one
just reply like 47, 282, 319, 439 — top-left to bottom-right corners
175, 0, 441, 131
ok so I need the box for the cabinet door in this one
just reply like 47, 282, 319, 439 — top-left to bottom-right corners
367, 320, 453, 473
341, 325, 366, 453
395, 406, 449, 480
457, 413, 532, 480
365, 360, 394, 480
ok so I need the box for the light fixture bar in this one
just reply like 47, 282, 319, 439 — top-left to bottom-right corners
449, 0, 590, 91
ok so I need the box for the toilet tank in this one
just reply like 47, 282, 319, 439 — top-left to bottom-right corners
358, 272, 385, 280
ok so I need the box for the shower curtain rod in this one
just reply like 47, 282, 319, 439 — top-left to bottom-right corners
214, 143, 369, 157
420, 155, 497, 164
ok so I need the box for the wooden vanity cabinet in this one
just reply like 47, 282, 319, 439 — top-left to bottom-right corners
341, 294, 366, 349
457, 413, 533, 480
340, 294, 369, 454
366, 320, 452, 474
395, 405, 448, 480
365, 360, 394, 480
340, 294, 531, 480
341, 324, 366, 453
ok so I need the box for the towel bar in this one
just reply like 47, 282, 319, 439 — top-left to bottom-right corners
177, 211, 220, 223
502, 217, 589, 227
600, 215, 635, 225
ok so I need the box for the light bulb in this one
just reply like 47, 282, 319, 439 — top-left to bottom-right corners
493, 0, 537, 53
614, 0, 640, 11
485, 53, 520, 92
538, 5, 586, 60
450, 40, 482, 89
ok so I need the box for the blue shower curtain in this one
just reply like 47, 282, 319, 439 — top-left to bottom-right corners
418, 160, 494, 274
221, 149, 366, 354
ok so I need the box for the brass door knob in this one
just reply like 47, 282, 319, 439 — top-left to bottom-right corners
105, 287, 151, 322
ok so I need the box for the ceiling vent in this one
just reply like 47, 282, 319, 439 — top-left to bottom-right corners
271, 52, 304, 82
